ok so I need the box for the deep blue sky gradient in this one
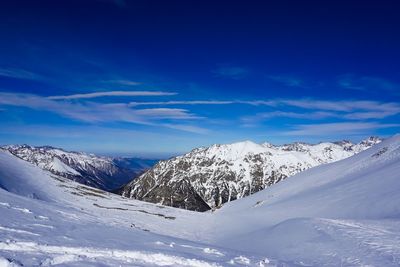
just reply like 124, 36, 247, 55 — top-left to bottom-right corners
1, 0, 400, 156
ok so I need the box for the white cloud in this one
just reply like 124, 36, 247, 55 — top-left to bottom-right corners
338, 74, 399, 92
279, 99, 387, 112
343, 110, 400, 120
242, 99, 400, 115
101, 79, 142, 86
108, 98, 400, 125
284, 122, 400, 136
241, 111, 337, 125
238, 100, 277, 106
2, 92, 400, 135
0, 92, 201, 131
134, 108, 201, 119
240, 99, 400, 125
47, 90, 177, 100
128, 100, 235, 106
162, 124, 210, 134
109, 98, 400, 121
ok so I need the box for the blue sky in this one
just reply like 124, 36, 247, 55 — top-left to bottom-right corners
1, 0, 400, 157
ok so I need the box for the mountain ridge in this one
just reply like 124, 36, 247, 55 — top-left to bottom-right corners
0, 135, 399, 266
2, 144, 157, 191
122, 136, 382, 211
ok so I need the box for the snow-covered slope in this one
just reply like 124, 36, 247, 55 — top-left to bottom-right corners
2, 145, 145, 191
122, 137, 381, 211
0, 148, 272, 266
206, 134, 400, 266
0, 135, 399, 266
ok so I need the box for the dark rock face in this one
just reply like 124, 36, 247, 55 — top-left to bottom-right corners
130, 177, 210, 212
123, 138, 381, 211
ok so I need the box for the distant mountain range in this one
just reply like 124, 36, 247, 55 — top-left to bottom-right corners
0, 135, 398, 266
2, 145, 158, 191
1, 137, 382, 211
122, 137, 382, 211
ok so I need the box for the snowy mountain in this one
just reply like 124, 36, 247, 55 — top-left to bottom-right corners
208, 134, 400, 266
122, 137, 381, 211
0, 147, 272, 266
2, 145, 154, 191
0, 135, 399, 266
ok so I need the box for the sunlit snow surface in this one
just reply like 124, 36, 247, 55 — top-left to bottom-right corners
0, 150, 272, 267
0, 135, 400, 266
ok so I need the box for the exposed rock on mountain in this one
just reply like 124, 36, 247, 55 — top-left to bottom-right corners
3, 145, 154, 191
122, 137, 381, 211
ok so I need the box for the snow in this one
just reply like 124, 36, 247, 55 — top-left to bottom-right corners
0, 241, 223, 267
48, 157, 81, 176
206, 135, 400, 266
0, 135, 399, 266
2, 144, 138, 191
124, 137, 381, 210
0, 257, 21, 267
0, 148, 272, 266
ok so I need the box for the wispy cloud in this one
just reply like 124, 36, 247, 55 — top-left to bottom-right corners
284, 122, 400, 136
134, 108, 201, 119
267, 99, 400, 114
240, 99, 400, 127
237, 99, 400, 117
268, 75, 303, 87
2, 91, 399, 135
212, 66, 249, 79
237, 100, 277, 106
242, 111, 337, 124
338, 74, 399, 92
0, 92, 202, 132
121, 98, 400, 121
128, 100, 235, 106
101, 79, 142, 86
161, 123, 210, 134
0, 67, 43, 81
48, 90, 177, 100
343, 110, 400, 120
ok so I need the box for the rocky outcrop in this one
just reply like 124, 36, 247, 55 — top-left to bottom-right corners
3, 145, 153, 191
122, 137, 382, 211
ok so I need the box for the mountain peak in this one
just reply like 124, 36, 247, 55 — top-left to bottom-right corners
226, 140, 261, 150
123, 137, 381, 211
360, 136, 382, 145
2, 144, 138, 191
261, 142, 275, 148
